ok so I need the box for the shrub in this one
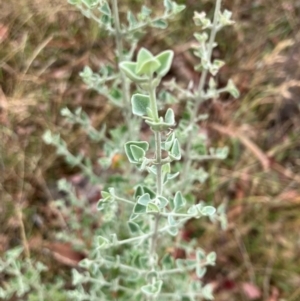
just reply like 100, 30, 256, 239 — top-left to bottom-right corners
1, 0, 239, 300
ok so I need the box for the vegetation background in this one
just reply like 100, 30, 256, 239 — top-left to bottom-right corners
0, 0, 300, 300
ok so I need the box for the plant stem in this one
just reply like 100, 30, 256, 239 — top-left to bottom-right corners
148, 81, 162, 279
155, 132, 163, 196
113, 216, 191, 247
111, 0, 132, 136
126, 12, 177, 35
149, 81, 159, 122
182, 0, 222, 185
114, 195, 135, 205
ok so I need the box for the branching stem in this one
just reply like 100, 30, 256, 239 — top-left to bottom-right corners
111, 0, 132, 135
182, 0, 222, 184
147, 80, 163, 279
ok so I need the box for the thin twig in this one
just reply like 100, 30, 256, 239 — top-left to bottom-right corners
182, 0, 222, 180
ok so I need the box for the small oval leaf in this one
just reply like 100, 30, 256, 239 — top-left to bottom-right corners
136, 58, 161, 76
146, 202, 160, 213
133, 203, 146, 214
128, 221, 140, 234
119, 62, 147, 83
125, 141, 149, 163
173, 191, 186, 211
137, 48, 154, 71
164, 108, 175, 125
138, 193, 151, 205
155, 50, 174, 77
131, 94, 150, 116
201, 206, 216, 216
130, 145, 145, 161
151, 19, 168, 29
169, 138, 181, 160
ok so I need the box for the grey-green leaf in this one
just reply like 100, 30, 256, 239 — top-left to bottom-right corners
130, 145, 145, 161
165, 132, 175, 151
138, 193, 151, 205
187, 205, 197, 216
201, 206, 216, 216
141, 280, 163, 296
196, 266, 207, 278
125, 141, 149, 163
226, 79, 240, 98
99, 2, 111, 16
164, 108, 175, 125
146, 202, 160, 213
137, 48, 154, 72
168, 214, 176, 226
131, 94, 150, 116
119, 62, 147, 83
141, 5, 152, 17
173, 191, 185, 211
202, 283, 214, 300
163, 0, 173, 11
206, 251, 217, 264
127, 11, 137, 28
152, 19, 168, 29
128, 221, 140, 234
136, 58, 161, 76
98, 236, 110, 249
133, 203, 146, 214
169, 138, 181, 160
155, 50, 174, 77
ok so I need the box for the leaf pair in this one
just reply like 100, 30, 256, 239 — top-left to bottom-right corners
124, 141, 149, 165
119, 48, 174, 82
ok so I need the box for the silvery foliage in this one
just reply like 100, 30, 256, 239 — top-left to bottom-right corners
0, 247, 65, 300
40, 0, 239, 300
